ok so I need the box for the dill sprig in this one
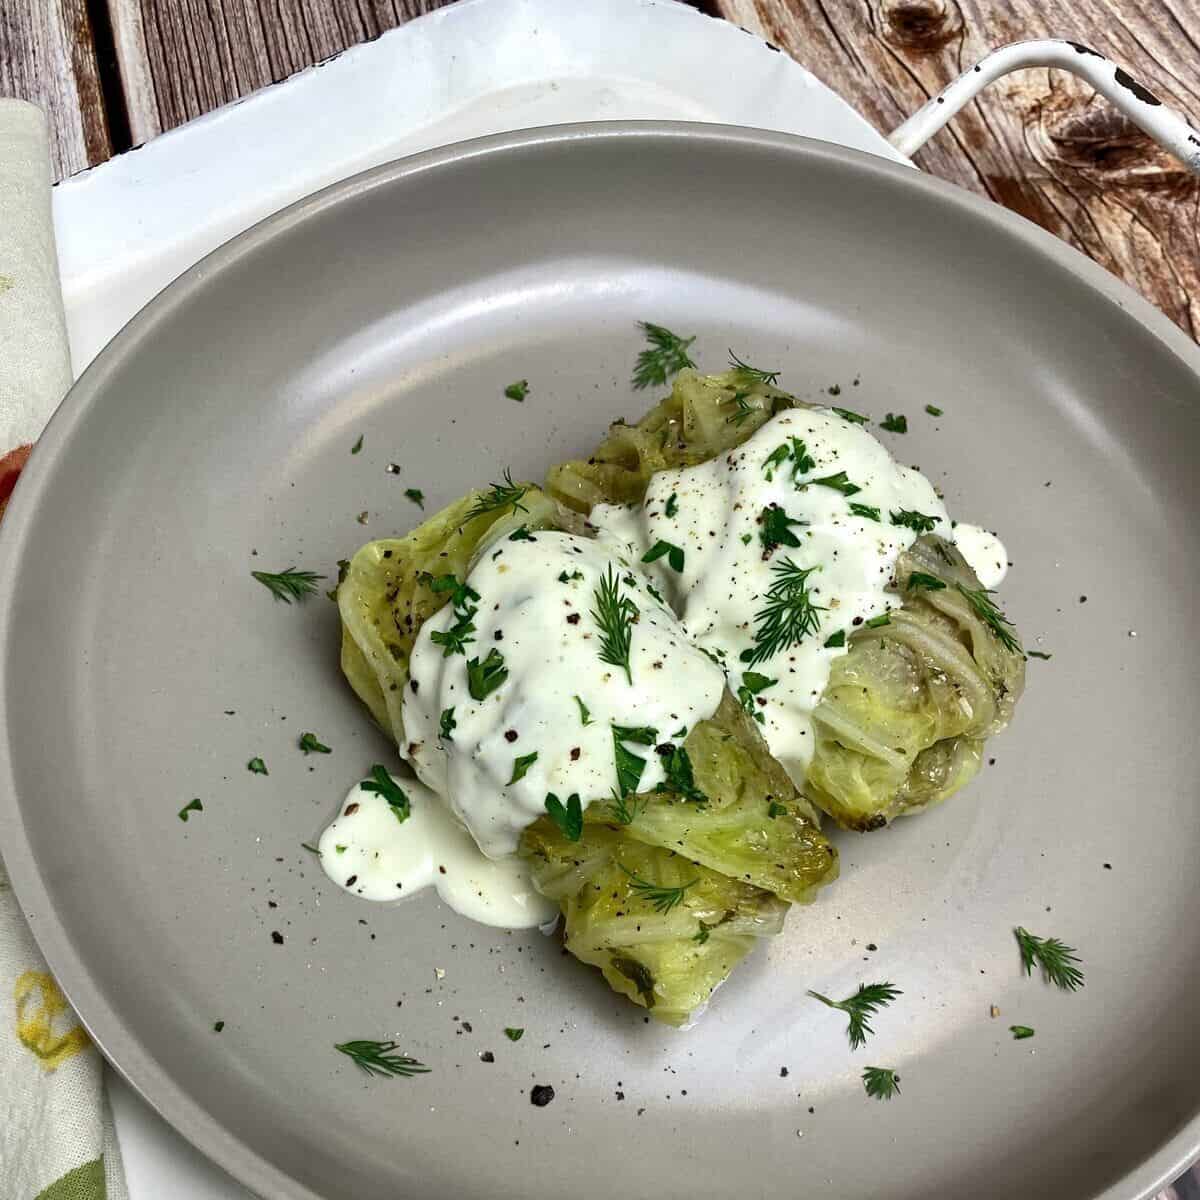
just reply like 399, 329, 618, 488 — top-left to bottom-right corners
463, 469, 529, 523
740, 557, 826, 666
727, 350, 781, 386
956, 583, 1022, 653
592, 565, 638, 684
633, 322, 696, 389
1014, 927, 1084, 991
807, 981, 902, 1051
906, 571, 946, 593
618, 864, 697, 914
724, 390, 759, 426
251, 567, 324, 603
335, 1039, 430, 1079
607, 788, 646, 826
862, 1066, 901, 1100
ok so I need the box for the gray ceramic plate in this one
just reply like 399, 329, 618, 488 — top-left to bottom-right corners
2, 125, 1199, 1200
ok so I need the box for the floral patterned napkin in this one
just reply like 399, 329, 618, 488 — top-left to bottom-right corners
0, 98, 126, 1200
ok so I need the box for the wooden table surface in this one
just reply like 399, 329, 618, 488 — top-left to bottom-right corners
1, 0, 1198, 338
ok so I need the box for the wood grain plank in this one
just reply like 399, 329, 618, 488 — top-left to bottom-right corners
0, 0, 112, 178
717, 0, 1200, 336
109, 0, 454, 138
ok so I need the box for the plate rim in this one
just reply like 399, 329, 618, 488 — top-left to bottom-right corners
2, 121, 1197, 1200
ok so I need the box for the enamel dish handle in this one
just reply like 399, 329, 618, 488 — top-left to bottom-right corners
889, 38, 1200, 174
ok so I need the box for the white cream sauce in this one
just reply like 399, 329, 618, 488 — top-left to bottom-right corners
952, 522, 1008, 588
317, 777, 557, 928
402, 531, 726, 857
590, 407, 1008, 786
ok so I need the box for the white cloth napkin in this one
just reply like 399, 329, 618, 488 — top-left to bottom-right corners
0, 98, 127, 1200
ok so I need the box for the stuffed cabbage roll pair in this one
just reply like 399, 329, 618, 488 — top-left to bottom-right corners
337, 483, 836, 1025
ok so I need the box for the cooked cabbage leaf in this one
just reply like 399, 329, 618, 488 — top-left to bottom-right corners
547, 367, 1026, 831
337, 483, 562, 747
621, 691, 837, 903
520, 819, 786, 1026
808, 535, 1025, 829
548, 368, 795, 513
337, 475, 837, 1023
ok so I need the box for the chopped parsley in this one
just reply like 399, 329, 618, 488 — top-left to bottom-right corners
508, 752, 538, 786
1010, 1025, 1035, 1040
247, 757, 268, 775
505, 379, 530, 402
557, 569, 583, 583
544, 792, 583, 841
759, 504, 806, 556
178, 798, 203, 822
763, 436, 815, 483
508, 525, 534, 541
504, 1027, 525, 1042
848, 502, 881, 521
832, 407, 869, 425
439, 707, 456, 739
467, 649, 508, 701
612, 725, 657, 797
425, 573, 480, 657
404, 488, 425, 508
864, 612, 891, 628
889, 508, 941, 534
351, 435, 363, 454
299, 732, 331, 754
823, 629, 846, 648
642, 539, 685, 572
664, 492, 679, 518
362, 764, 410, 823
655, 743, 706, 803
879, 413, 908, 433
737, 670, 776, 723
925, 404, 943, 417
767, 800, 788, 819
812, 470, 861, 497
